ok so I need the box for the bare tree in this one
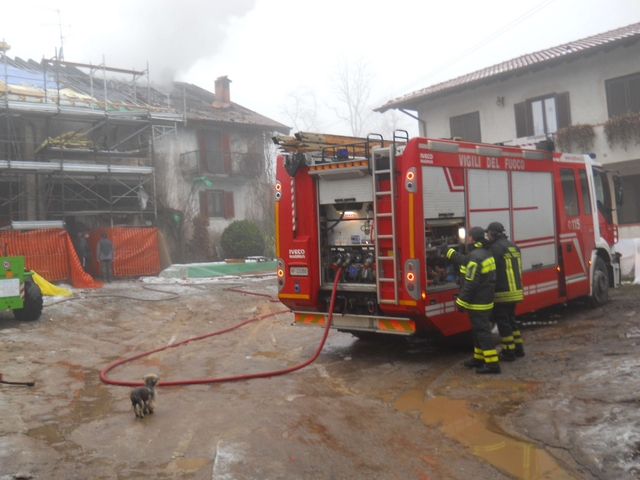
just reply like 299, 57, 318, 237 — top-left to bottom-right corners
330, 56, 374, 137
281, 87, 324, 132
371, 107, 417, 141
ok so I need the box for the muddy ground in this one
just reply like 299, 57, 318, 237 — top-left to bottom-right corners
0, 275, 639, 480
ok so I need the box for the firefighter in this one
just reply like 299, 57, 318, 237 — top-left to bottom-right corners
485, 221, 524, 361
443, 227, 499, 374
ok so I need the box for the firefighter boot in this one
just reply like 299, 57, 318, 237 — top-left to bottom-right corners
498, 349, 516, 362
476, 362, 501, 374
463, 358, 484, 368
477, 349, 500, 374
515, 344, 525, 358
464, 348, 484, 368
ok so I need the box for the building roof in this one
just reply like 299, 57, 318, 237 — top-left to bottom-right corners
376, 21, 640, 112
0, 53, 289, 133
173, 81, 289, 133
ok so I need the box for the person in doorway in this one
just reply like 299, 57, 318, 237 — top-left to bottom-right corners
485, 222, 525, 361
96, 233, 114, 283
443, 227, 499, 374
75, 231, 92, 273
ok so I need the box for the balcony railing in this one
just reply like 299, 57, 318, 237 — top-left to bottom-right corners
507, 124, 640, 166
179, 150, 264, 177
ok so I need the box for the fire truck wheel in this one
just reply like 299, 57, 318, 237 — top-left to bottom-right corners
589, 257, 609, 308
13, 279, 44, 322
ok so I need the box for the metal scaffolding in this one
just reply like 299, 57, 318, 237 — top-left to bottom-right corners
0, 45, 184, 229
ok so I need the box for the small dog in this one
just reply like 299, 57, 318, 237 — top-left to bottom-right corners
130, 374, 159, 418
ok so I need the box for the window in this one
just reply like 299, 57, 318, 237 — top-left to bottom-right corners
578, 170, 592, 216
514, 92, 570, 137
617, 174, 640, 224
606, 72, 640, 118
198, 131, 231, 173
450, 111, 481, 142
560, 168, 579, 217
199, 190, 234, 219
592, 168, 613, 224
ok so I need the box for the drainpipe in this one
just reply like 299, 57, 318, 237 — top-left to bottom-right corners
399, 109, 427, 137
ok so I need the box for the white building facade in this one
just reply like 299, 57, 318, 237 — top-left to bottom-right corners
377, 22, 640, 239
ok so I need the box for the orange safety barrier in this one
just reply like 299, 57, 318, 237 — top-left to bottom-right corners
89, 227, 160, 278
0, 229, 101, 288
0, 227, 160, 288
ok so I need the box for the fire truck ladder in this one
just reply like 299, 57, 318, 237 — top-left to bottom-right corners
372, 144, 398, 305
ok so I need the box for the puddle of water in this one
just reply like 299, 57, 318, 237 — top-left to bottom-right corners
392, 387, 577, 480
164, 457, 210, 473
27, 424, 64, 444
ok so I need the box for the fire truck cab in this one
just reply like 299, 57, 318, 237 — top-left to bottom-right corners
274, 132, 622, 338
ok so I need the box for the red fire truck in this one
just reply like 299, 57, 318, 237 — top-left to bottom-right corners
274, 132, 623, 337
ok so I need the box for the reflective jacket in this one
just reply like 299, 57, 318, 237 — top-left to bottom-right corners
447, 240, 496, 311
489, 236, 523, 304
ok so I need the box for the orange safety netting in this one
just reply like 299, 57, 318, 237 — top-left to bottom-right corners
0, 227, 160, 288
89, 227, 160, 278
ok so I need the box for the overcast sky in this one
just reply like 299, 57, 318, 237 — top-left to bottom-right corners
2, 0, 640, 136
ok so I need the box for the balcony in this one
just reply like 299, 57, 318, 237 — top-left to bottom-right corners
179, 150, 264, 178
510, 124, 640, 169
590, 124, 640, 171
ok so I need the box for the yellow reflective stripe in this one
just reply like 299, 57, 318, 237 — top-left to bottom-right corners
446, 248, 456, 259
460, 265, 467, 275
398, 300, 417, 306
495, 290, 524, 301
379, 319, 416, 332
474, 353, 484, 360
281, 293, 311, 300
481, 257, 496, 273
456, 298, 494, 310
514, 338, 523, 344
465, 262, 478, 281
512, 330, 521, 337
484, 349, 499, 363
474, 347, 483, 354
517, 257, 522, 279
506, 257, 517, 291
294, 313, 325, 324
500, 336, 514, 342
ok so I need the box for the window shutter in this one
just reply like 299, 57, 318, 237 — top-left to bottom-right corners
199, 191, 209, 218
224, 191, 235, 219
450, 115, 464, 139
221, 133, 232, 173
449, 112, 481, 142
606, 78, 627, 118
556, 92, 571, 129
467, 112, 481, 143
198, 131, 207, 171
514, 102, 528, 138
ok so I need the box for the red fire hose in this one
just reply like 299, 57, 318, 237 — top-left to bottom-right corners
100, 269, 342, 387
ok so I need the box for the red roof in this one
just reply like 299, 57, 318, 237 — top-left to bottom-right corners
376, 21, 640, 112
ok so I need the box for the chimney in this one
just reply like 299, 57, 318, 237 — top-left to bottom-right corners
215, 76, 231, 105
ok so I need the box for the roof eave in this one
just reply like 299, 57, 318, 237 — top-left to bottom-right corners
376, 34, 640, 112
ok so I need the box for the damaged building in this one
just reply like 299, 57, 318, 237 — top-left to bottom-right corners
0, 44, 288, 271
